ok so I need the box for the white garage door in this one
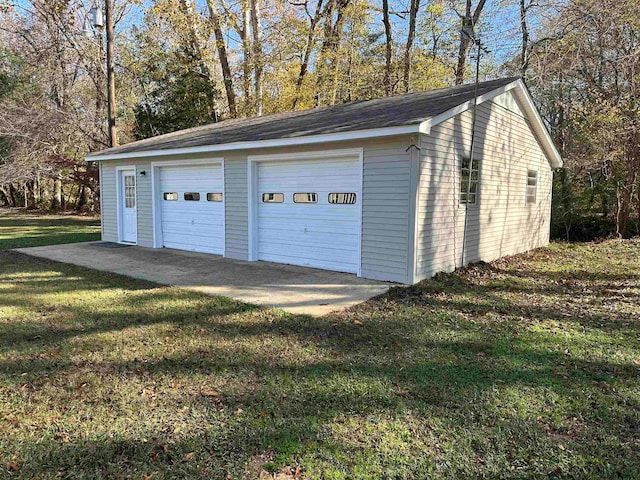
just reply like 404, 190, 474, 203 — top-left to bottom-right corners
159, 164, 224, 255
257, 156, 361, 273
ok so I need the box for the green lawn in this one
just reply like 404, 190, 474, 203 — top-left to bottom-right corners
0, 209, 101, 250
0, 211, 638, 479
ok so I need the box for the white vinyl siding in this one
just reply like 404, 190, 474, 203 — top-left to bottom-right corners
361, 141, 412, 283
224, 155, 249, 260
415, 91, 553, 281
99, 138, 414, 283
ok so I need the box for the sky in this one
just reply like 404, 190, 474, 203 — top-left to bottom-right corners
5, 0, 543, 66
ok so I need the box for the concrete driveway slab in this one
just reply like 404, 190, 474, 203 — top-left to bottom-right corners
15, 242, 391, 316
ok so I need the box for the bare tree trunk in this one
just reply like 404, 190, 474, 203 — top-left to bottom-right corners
207, 0, 237, 117
241, 0, 252, 112
25, 181, 36, 209
315, 0, 350, 105
519, 0, 530, 76
105, 0, 118, 146
292, 0, 325, 109
52, 177, 62, 210
402, 0, 420, 93
454, 0, 487, 85
382, 0, 393, 95
208, 10, 234, 114
8, 184, 17, 207
250, 0, 263, 116
178, 0, 219, 121
616, 183, 634, 238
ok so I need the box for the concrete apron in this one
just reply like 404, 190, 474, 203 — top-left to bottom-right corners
15, 242, 391, 316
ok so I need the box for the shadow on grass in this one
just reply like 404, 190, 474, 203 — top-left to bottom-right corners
1, 247, 639, 478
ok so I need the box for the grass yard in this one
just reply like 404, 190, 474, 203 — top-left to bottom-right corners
0, 209, 100, 250
0, 211, 638, 479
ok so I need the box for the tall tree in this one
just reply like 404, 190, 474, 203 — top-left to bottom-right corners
291, 0, 326, 109
402, 0, 420, 92
453, 0, 487, 85
250, 0, 264, 115
381, 0, 393, 94
206, 0, 237, 116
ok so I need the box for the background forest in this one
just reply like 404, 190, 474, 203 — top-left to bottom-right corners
0, 0, 638, 239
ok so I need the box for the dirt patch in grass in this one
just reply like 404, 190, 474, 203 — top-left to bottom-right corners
0, 239, 639, 479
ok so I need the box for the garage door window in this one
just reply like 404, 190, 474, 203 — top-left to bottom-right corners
163, 192, 178, 201
329, 193, 357, 205
262, 193, 284, 203
293, 193, 318, 203
184, 192, 200, 201
207, 192, 223, 202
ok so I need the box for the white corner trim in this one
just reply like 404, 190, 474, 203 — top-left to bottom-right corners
86, 126, 419, 162
357, 148, 364, 278
150, 157, 225, 250
246, 158, 258, 261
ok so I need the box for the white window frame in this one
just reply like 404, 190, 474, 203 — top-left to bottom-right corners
459, 157, 480, 206
116, 166, 137, 245
526, 170, 538, 205
247, 148, 364, 277
150, 157, 225, 253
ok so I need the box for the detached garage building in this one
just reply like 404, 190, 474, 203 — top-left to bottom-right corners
87, 77, 562, 284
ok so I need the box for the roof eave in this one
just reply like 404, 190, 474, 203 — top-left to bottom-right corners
85, 124, 423, 162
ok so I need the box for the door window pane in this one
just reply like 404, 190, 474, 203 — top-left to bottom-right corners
184, 192, 200, 201
207, 193, 223, 202
124, 174, 135, 208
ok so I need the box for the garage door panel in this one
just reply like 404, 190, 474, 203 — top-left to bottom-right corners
259, 253, 357, 273
163, 232, 224, 246
256, 156, 361, 274
258, 230, 359, 248
258, 214, 358, 226
159, 164, 224, 255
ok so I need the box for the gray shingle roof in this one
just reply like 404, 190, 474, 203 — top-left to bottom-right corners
89, 77, 520, 158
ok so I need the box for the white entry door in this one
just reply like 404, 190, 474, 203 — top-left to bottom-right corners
256, 156, 361, 273
119, 169, 138, 244
159, 164, 224, 255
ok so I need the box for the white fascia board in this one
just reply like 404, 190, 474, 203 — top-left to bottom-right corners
85, 125, 421, 162
424, 78, 563, 170
513, 82, 564, 169
421, 79, 521, 131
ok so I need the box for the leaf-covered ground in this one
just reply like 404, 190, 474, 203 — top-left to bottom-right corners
0, 212, 638, 479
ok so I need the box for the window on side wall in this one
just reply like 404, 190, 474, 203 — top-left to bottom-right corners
526, 170, 538, 204
460, 157, 479, 205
